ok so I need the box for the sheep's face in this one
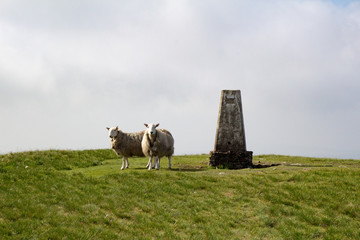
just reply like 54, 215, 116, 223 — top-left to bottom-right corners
144, 123, 159, 138
107, 126, 119, 138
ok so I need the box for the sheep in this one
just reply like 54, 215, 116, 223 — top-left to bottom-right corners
106, 126, 145, 170
141, 123, 174, 170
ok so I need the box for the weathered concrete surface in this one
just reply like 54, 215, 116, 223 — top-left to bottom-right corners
209, 90, 253, 169
209, 151, 253, 169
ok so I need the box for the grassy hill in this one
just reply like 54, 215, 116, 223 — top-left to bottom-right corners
0, 150, 359, 239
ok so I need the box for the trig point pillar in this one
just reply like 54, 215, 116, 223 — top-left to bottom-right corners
209, 90, 253, 169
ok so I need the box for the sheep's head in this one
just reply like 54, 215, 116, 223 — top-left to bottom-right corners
106, 126, 119, 138
144, 123, 159, 138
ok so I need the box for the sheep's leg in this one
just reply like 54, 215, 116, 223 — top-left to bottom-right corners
153, 157, 157, 169
125, 157, 129, 168
151, 157, 156, 169
147, 156, 153, 170
146, 158, 154, 168
155, 157, 160, 170
168, 156, 172, 169
146, 157, 153, 169
121, 157, 126, 170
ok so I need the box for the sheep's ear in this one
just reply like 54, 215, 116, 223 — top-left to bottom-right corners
144, 123, 149, 128
106, 127, 110, 131
115, 126, 119, 130
155, 123, 160, 128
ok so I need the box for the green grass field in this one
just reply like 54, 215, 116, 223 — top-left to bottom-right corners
0, 150, 359, 239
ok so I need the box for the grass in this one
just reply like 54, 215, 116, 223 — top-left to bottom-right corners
0, 150, 359, 239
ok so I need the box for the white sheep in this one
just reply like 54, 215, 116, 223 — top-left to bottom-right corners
141, 123, 174, 170
106, 126, 145, 170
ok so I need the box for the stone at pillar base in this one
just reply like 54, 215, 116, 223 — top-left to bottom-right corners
209, 150, 253, 169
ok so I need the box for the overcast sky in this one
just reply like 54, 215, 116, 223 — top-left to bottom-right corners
1, 0, 359, 159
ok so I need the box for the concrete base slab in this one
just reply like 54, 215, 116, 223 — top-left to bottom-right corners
209, 150, 253, 169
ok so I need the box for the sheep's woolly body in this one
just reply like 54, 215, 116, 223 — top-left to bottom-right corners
142, 127, 174, 169
111, 130, 146, 157
142, 129, 174, 158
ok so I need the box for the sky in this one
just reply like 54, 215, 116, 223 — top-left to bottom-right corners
1, 0, 360, 159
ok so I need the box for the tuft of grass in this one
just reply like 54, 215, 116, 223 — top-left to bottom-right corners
0, 150, 359, 239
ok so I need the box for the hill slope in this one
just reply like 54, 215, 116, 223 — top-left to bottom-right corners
0, 150, 359, 239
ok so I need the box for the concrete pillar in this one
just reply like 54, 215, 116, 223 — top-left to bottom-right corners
210, 90, 253, 169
